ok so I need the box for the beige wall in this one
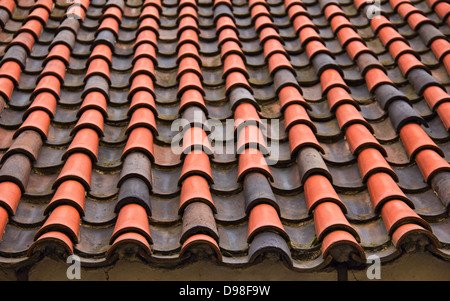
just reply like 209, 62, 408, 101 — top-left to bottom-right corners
0, 252, 449, 281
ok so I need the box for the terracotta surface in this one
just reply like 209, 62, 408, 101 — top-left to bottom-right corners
0, 0, 447, 277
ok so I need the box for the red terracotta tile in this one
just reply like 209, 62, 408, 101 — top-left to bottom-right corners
88, 45, 112, 64
313, 201, 358, 242
179, 0, 197, 10
177, 56, 202, 80
364, 68, 394, 93
406, 12, 434, 30
389, 0, 411, 11
8, 32, 35, 54
422, 85, 450, 110
214, 0, 232, 7
223, 53, 248, 79
129, 90, 157, 117
18, 19, 43, 40
436, 101, 450, 130
388, 40, 417, 62
179, 150, 213, 185
335, 103, 372, 132
79, 91, 108, 118
399, 123, 443, 160
326, 86, 359, 112
129, 73, 155, 99
234, 102, 261, 131
278, 85, 310, 111
377, 26, 408, 48
0, 0, 15, 15
46, 180, 86, 216
143, 0, 162, 10
346, 40, 375, 61
367, 172, 413, 213
0, 207, 8, 241
17, 110, 51, 139
178, 72, 204, 98
54, 153, 92, 191
237, 148, 273, 182
0, 61, 22, 86
0, 77, 15, 101
430, 38, 450, 61
179, 175, 215, 214
259, 26, 283, 45
434, 2, 450, 22
28, 231, 73, 257
292, 14, 316, 34
107, 232, 152, 259
102, 6, 123, 22
85, 58, 111, 83
358, 148, 398, 183
122, 127, 155, 162
179, 5, 198, 21
225, 71, 252, 95
66, 4, 86, 20
98, 17, 120, 36
288, 123, 324, 156
330, 15, 354, 35
110, 204, 152, 245
298, 26, 322, 47
135, 29, 158, 49
285, 0, 306, 11
139, 5, 160, 22
180, 88, 207, 114
46, 44, 71, 66
380, 199, 431, 235
345, 123, 386, 156
35, 205, 81, 243
237, 124, 268, 155
391, 224, 439, 249
247, 203, 287, 243
178, 16, 199, 35
283, 103, 314, 132
177, 42, 200, 64
320, 68, 350, 96
138, 17, 159, 37
304, 174, 347, 215
323, 4, 345, 20
33, 75, 61, 99
397, 53, 429, 77
180, 233, 222, 261
34, 0, 54, 13
254, 15, 275, 33
305, 40, 333, 59
127, 106, 157, 136
250, 3, 271, 20
321, 230, 365, 261
220, 40, 245, 62
249, 0, 269, 9
134, 43, 157, 66
72, 108, 104, 137
415, 149, 450, 182
182, 126, 212, 156
396, 3, 423, 19
0, 181, 21, 215
336, 27, 364, 48
178, 29, 200, 49
263, 38, 289, 61
218, 28, 240, 47
39, 59, 66, 83
64, 128, 99, 162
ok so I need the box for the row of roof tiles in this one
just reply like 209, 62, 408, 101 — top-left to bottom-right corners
0, 0, 447, 273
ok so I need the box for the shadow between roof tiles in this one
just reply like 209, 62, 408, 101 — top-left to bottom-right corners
0, 0, 447, 274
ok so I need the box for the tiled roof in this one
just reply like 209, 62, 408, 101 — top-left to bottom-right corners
0, 0, 448, 274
